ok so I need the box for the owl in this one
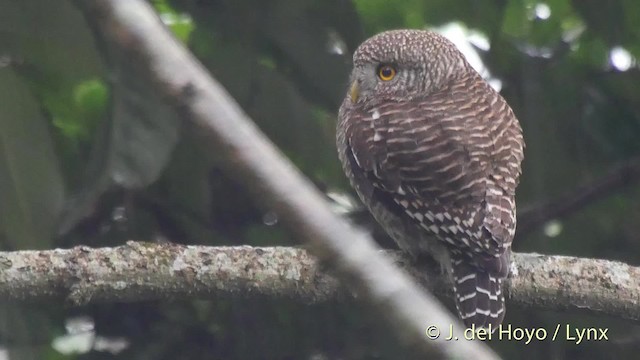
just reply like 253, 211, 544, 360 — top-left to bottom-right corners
336, 29, 524, 330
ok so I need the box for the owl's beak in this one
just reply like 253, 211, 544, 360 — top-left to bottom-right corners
349, 81, 359, 103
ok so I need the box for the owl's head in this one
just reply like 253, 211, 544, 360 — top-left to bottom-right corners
346, 29, 472, 106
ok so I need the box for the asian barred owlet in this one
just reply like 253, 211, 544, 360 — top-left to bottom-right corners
337, 29, 524, 330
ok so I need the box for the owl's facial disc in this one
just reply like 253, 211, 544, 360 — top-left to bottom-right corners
349, 64, 399, 104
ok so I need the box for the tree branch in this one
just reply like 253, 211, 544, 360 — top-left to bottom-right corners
74, 0, 496, 358
1, 243, 639, 323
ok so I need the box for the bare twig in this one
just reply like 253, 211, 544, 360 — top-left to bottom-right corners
518, 156, 640, 234
74, 0, 497, 358
1, 243, 639, 324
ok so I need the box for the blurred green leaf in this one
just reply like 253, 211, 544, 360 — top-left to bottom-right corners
152, 0, 194, 42
47, 78, 108, 142
502, 0, 531, 39
0, 69, 64, 249
354, 0, 425, 33
73, 79, 108, 120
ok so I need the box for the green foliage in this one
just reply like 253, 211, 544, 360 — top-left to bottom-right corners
152, 0, 194, 42
49, 78, 108, 142
354, 0, 426, 32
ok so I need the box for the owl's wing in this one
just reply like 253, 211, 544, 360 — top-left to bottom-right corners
346, 96, 489, 208
344, 81, 523, 254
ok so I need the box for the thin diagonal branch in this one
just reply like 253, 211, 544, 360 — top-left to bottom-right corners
73, 0, 497, 358
518, 156, 640, 234
1, 243, 639, 323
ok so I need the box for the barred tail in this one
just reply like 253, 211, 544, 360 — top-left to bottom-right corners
450, 250, 507, 331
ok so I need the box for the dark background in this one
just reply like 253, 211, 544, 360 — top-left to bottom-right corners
1, 0, 640, 359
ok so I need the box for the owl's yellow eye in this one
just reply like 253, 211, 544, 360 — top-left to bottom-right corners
377, 64, 397, 81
